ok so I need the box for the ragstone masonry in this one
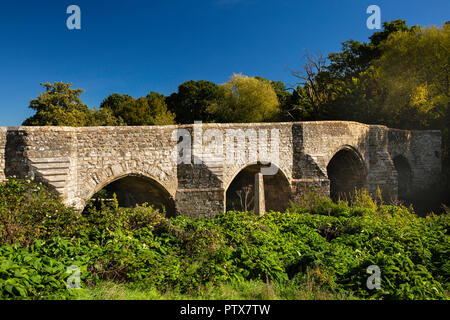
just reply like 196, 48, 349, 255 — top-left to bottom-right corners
0, 121, 442, 217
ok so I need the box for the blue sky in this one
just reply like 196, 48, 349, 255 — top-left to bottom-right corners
0, 0, 448, 126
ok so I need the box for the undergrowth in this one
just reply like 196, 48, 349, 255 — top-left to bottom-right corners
0, 178, 448, 300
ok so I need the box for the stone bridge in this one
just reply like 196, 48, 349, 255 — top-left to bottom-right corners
0, 121, 441, 217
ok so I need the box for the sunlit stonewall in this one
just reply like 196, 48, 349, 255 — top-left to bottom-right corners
0, 121, 441, 217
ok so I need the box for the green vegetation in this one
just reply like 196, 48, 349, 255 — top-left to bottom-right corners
207, 74, 280, 123
166, 80, 221, 124
9, 19, 449, 300
0, 178, 448, 300
107, 93, 175, 126
22, 82, 124, 127
74, 277, 353, 300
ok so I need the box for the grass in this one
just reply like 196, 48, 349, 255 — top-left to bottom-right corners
73, 274, 359, 300
2, 179, 448, 300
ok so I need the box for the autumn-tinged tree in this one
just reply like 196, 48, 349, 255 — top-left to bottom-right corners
208, 74, 280, 123
326, 22, 449, 131
372, 23, 450, 189
254, 76, 295, 121
327, 20, 415, 80
374, 24, 449, 130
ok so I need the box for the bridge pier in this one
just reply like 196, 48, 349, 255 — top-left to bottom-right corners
254, 173, 265, 216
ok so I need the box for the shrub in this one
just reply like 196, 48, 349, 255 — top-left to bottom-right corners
0, 179, 448, 300
0, 178, 83, 246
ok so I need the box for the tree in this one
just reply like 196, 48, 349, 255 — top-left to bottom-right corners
374, 24, 449, 129
115, 97, 152, 125
23, 82, 125, 126
327, 20, 415, 80
100, 93, 133, 113
370, 23, 450, 175
146, 91, 176, 125
166, 80, 221, 124
115, 93, 175, 126
207, 74, 280, 123
90, 106, 125, 126
326, 22, 449, 131
23, 82, 93, 126
325, 66, 386, 124
291, 52, 334, 120
287, 20, 422, 124
255, 76, 295, 121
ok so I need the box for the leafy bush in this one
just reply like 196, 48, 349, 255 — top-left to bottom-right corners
0, 239, 92, 299
0, 178, 448, 300
0, 178, 83, 246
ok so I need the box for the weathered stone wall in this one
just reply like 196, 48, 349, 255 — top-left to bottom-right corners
0, 128, 6, 181
74, 126, 179, 210
0, 127, 78, 203
0, 121, 442, 217
388, 129, 442, 195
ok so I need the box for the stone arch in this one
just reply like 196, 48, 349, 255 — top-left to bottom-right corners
83, 172, 176, 216
79, 161, 176, 216
224, 159, 290, 191
225, 162, 291, 212
393, 155, 412, 200
326, 145, 367, 201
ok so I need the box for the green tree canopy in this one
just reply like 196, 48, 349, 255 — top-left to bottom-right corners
207, 74, 280, 123
100, 93, 133, 113
22, 83, 172, 126
327, 20, 416, 80
146, 91, 176, 125
166, 80, 221, 124
23, 82, 93, 126
114, 93, 175, 126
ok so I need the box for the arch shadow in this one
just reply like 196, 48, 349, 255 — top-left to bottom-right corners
393, 155, 412, 200
326, 145, 367, 201
225, 162, 291, 212
84, 172, 176, 217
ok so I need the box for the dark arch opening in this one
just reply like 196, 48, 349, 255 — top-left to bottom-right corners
393, 155, 412, 200
327, 148, 366, 201
85, 175, 176, 217
226, 163, 291, 212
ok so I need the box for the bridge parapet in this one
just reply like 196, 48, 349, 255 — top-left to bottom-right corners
0, 122, 442, 216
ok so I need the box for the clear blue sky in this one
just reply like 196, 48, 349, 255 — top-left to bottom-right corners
0, 0, 448, 126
